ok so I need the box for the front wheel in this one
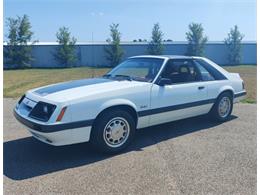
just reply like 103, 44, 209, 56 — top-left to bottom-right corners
210, 92, 233, 122
91, 109, 136, 153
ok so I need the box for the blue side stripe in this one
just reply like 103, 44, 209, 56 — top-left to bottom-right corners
138, 98, 216, 117
14, 98, 216, 133
15, 93, 244, 133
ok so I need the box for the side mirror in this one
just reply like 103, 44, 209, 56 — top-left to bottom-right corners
158, 78, 172, 86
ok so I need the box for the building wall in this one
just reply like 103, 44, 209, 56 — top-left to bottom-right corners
5, 42, 257, 68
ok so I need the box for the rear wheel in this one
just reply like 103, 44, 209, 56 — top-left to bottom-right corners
91, 109, 136, 153
210, 92, 233, 122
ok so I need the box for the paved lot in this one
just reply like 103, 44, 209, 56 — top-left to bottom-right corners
4, 98, 256, 195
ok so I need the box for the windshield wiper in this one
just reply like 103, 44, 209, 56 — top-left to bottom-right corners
113, 75, 133, 81
102, 74, 111, 78
103, 74, 133, 81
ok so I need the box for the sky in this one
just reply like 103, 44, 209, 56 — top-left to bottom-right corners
3, 0, 257, 42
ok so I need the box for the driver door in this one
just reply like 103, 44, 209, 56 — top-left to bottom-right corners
149, 59, 211, 126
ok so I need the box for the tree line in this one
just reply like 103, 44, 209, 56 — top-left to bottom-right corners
4, 14, 244, 68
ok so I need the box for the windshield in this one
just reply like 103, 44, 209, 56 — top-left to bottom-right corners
104, 58, 164, 82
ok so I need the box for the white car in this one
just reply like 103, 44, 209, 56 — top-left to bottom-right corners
14, 55, 246, 153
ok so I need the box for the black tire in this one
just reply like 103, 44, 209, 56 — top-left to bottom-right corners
210, 92, 233, 122
90, 109, 136, 154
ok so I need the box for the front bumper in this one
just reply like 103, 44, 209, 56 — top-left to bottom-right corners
28, 126, 92, 146
14, 109, 93, 146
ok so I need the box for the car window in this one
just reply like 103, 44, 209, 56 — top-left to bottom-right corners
107, 58, 164, 82
194, 59, 227, 80
193, 61, 215, 81
160, 59, 200, 84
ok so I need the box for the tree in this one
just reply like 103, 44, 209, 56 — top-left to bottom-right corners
54, 27, 77, 67
224, 25, 244, 65
163, 39, 173, 42
133, 39, 147, 42
104, 23, 124, 67
186, 23, 208, 56
147, 23, 164, 55
4, 15, 34, 68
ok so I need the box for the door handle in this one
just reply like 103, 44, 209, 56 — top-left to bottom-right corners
198, 86, 205, 90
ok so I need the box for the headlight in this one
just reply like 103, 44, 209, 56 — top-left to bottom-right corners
16, 94, 25, 109
29, 102, 56, 122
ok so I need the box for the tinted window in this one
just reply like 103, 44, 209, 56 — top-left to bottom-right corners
194, 59, 227, 80
194, 61, 215, 81
160, 59, 201, 84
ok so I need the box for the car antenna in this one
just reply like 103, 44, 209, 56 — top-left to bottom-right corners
91, 31, 95, 78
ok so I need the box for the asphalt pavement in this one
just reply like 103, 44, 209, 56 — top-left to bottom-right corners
3, 98, 257, 195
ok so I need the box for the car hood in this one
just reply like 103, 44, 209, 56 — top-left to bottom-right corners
28, 78, 150, 103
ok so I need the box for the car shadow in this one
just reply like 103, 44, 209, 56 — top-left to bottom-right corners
4, 114, 237, 180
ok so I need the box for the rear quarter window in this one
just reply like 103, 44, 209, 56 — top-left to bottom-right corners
194, 59, 227, 80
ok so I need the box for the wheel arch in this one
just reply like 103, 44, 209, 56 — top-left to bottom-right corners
93, 99, 139, 128
209, 86, 234, 113
217, 86, 235, 100
209, 86, 234, 112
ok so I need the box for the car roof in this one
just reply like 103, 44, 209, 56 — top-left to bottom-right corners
129, 55, 202, 60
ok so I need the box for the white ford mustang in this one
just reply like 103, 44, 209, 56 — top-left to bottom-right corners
14, 55, 246, 153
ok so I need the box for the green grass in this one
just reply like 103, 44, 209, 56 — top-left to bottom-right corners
4, 67, 110, 98
223, 65, 256, 103
3, 65, 256, 103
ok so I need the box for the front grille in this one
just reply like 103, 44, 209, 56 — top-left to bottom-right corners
23, 103, 33, 112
